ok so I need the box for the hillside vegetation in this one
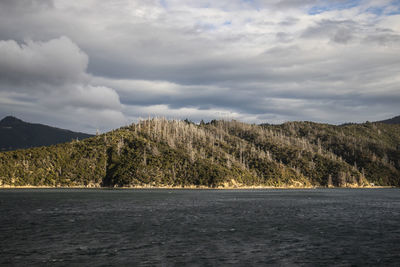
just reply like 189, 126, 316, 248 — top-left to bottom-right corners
376, 115, 400, 125
0, 116, 93, 151
0, 119, 399, 187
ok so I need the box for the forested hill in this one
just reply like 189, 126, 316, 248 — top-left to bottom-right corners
0, 116, 93, 151
0, 119, 399, 188
376, 115, 400, 125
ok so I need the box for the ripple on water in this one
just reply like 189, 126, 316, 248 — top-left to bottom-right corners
0, 188, 399, 266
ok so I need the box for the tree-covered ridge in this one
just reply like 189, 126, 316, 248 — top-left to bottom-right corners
261, 121, 400, 186
376, 115, 400, 125
0, 119, 399, 187
0, 116, 93, 151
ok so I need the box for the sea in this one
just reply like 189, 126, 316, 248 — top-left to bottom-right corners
0, 188, 399, 266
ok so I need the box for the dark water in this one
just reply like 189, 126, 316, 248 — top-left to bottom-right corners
0, 189, 400, 266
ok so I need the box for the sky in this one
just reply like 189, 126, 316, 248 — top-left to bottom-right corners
0, 0, 399, 133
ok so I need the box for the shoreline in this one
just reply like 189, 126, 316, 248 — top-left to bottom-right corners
0, 185, 395, 189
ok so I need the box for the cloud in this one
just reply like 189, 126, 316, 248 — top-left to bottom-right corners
0, 37, 124, 132
301, 19, 358, 43
0, 37, 87, 86
0, 0, 399, 132
0, 0, 53, 11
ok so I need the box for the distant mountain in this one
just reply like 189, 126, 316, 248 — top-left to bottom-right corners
0, 116, 93, 151
376, 115, 400, 124
0, 118, 399, 188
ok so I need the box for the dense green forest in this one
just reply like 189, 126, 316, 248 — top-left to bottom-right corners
0, 119, 399, 187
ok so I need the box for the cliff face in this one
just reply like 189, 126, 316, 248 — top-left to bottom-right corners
0, 119, 399, 187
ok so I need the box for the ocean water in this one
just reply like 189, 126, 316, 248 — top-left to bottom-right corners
0, 188, 399, 266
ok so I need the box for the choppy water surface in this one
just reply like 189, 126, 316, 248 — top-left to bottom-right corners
0, 188, 399, 266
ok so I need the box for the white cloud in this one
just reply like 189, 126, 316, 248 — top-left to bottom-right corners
0, 37, 124, 132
